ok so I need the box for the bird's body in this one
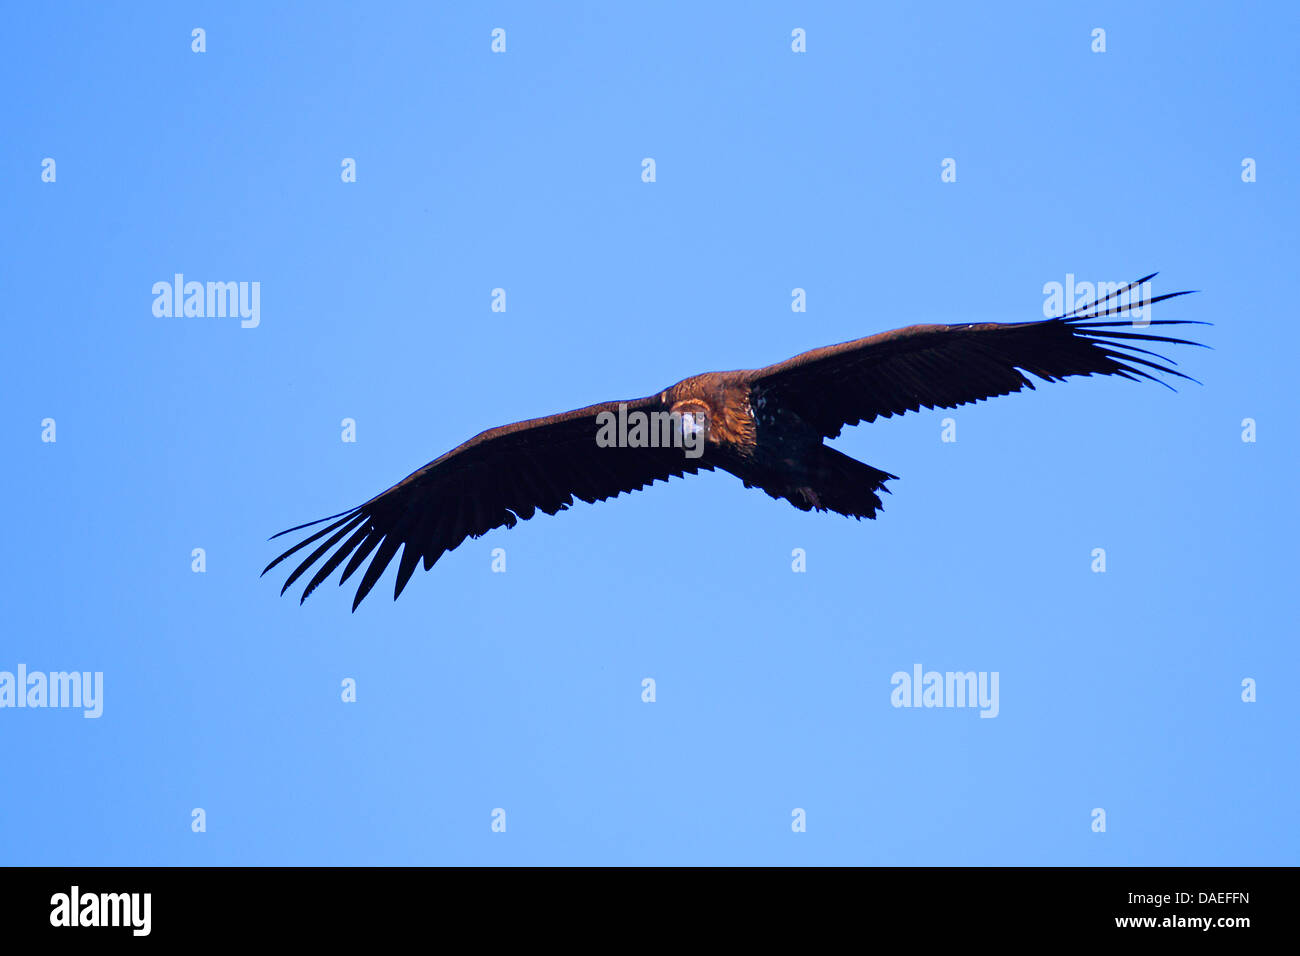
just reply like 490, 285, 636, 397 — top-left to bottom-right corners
265, 275, 1205, 610
659, 373, 894, 518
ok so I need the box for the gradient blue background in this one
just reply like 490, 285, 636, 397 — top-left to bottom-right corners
2, 2, 1295, 865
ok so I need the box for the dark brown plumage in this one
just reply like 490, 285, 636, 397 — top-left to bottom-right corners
265, 275, 1205, 610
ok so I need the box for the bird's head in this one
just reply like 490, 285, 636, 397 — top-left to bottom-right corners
670, 400, 710, 458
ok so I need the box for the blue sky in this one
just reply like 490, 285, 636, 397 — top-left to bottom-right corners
2, 1, 1296, 865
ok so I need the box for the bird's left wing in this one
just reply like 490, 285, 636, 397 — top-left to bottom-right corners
750, 275, 1207, 439
263, 393, 711, 610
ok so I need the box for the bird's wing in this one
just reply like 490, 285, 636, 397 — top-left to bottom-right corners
749, 275, 1207, 439
264, 393, 710, 610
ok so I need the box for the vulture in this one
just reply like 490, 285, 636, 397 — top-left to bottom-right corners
265, 275, 1204, 610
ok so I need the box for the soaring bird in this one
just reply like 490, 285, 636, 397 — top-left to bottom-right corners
265, 275, 1204, 610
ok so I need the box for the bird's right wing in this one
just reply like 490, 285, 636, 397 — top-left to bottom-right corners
263, 393, 712, 610
751, 275, 1207, 439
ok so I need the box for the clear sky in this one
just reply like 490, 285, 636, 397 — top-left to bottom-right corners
2, 1, 1295, 865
